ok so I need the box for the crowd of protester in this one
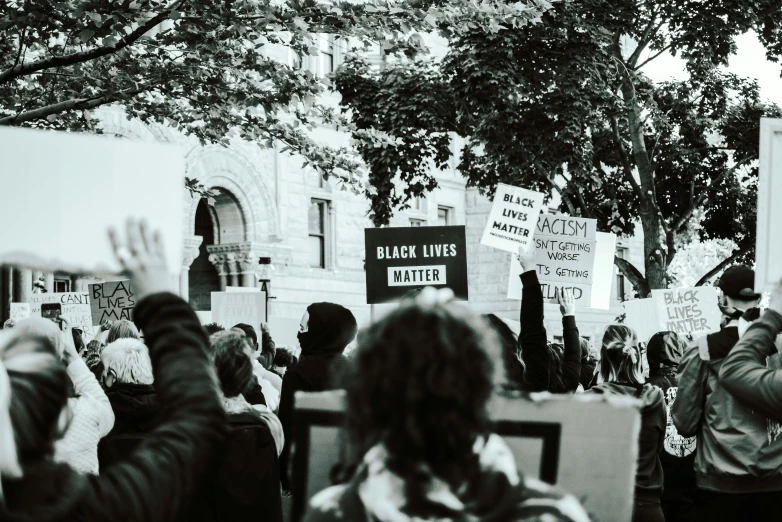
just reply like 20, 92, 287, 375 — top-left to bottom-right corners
1, 224, 781, 522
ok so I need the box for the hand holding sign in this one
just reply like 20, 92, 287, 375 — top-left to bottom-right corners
109, 218, 171, 302
517, 243, 537, 274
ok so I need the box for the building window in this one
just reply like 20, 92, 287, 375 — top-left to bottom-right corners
306, 169, 326, 189
412, 196, 426, 212
616, 247, 628, 300
53, 279, 70, 293
308, 199, 330, 268
319, 35, 335, 74
436, 206, 452, 226
409, 218, 425, 227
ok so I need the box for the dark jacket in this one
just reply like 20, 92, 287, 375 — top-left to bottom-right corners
195, 412, 283, 522
588, 382, 666, 503
721, 309, 782, 421
98, 383, 164, 472
672, 326, 782, 493
579, 362, 595, 391
0, 292, 226, 522
243, 378, 267, 407
519, 271, 581, 393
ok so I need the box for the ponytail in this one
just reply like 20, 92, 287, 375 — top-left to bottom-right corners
599, 325, 644, 385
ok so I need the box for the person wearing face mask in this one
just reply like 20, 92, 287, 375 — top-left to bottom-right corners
277, 303, 358, 493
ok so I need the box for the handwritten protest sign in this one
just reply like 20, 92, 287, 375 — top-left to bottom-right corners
30, 292, 96, 341
291, 391, 639, 522
9, 303, 30, 321
89, 280, 135, 325
755, 118, 782, 292
0, 127, 184, 275
480, 184, 545, 253
651, 287, 721, 337
211, 292, 267, 329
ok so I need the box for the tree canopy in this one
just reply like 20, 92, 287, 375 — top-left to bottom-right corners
335, 0, 782, 295
0, 0, 548, 193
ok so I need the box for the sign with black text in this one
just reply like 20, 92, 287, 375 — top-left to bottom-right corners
88, 280, 135, 325
364, 226, 468, 304
30, 292, 96, 341
480, 183, 545, 253
651, 287, 721, 336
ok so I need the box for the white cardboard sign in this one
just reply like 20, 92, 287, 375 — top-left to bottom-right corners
624, 287, 721, 342
29, 292, 97, 342
0, 127, 184, 276
211, 291, 267, 330
755, 118, 782, 292
480, 184, 545, 253
9, 303, 30, 321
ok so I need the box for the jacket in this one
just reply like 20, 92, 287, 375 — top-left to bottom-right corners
671, 326, 782, 493
721, 309, 782, 421
278, 353, 349, 491
519, 271, 581, 393
98, 382, 163, 473
579, 362, 595, 391
588, 382, 666, 502
0, 292, 226, 522
195, 412, 283, 522
303, 434, 589, 522
54, 359, 115, 474
647, 370, 697, 511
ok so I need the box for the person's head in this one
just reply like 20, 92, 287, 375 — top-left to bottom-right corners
100, 338, 153, 387
298, 303, 358, 357
14, 317, 66, 360
599, 325, 643, 385
346, 288, 497, 485
484, 314, 524, 390
579, 337, 591, 363
204, 323, 225, 336
0, 328, 71, 481
106, 319, 140, 345
717, 266, 761, 314
272, 348, 296, 375
231, 323, 258, 349
210, 331, 254, 399
646, 331, 687, 376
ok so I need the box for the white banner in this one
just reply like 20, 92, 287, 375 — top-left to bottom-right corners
480, 184, 545, 253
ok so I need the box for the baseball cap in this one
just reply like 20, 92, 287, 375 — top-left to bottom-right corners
717, 266, 760, 300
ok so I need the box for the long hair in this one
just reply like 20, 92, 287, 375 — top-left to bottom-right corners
0, 329, 69, 492
346, 298, 496, 487
106, 319, 140, 344
484, 314, 524, 390
599, 325, 644, 385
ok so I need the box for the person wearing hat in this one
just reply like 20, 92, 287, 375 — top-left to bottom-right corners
671, 266, 782, 521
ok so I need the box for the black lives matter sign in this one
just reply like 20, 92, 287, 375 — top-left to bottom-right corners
364, 226, 468, 304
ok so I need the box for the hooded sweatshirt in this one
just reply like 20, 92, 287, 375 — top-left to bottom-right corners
278, 302, 357, 491
98, 382, 164, 472
588, 382, 666, 502
303, 434, 589, 522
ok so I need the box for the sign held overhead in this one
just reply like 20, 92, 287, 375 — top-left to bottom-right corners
480, 183, 546, 253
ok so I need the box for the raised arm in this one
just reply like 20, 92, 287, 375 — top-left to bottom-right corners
81, 220, 226, 522
518, 245, 549, 392
558, 290, 582, 393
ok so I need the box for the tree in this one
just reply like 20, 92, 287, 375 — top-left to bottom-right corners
335, 0, 782, 296
0, 0, 547, 193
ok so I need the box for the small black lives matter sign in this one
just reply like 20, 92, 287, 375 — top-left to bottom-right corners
364, 226, 468, 304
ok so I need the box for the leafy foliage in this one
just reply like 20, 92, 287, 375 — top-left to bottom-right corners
336, 0, 782, 294
0, 0, 549, 196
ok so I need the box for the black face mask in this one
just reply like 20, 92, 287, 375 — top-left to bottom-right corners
297, 331, 314, 351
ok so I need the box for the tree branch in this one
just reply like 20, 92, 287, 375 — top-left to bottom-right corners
695, 239, 754, 287
615, 255, 650, 298
13, 29, 27, 70
0, 88, 146, 125
0, 1, 182, 84
611, 115, 643, 198
626, 12, 659, 68
634, 43, 672, 70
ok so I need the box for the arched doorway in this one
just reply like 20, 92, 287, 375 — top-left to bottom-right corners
188, 189, 247, 311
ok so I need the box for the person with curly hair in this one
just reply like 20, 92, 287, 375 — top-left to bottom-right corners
303, 287, 589, 522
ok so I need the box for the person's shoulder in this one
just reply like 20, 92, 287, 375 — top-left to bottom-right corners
517, 477, 591, 522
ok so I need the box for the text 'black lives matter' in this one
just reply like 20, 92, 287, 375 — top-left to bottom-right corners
364, 225, 468, 304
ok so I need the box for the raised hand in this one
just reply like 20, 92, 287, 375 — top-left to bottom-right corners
516, 244, 537, 274
558, 288, 575, 317
108, 218, 171, 301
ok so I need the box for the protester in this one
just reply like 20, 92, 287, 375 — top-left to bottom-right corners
484, 313, 526, 390
278, 302, 357, 492
721, 280, 782, 420
106, 319, 140, 344
82, 339, 103, 380
198, 330, 283, 522
578, 338, 596, 391
517, 245, 582, 393
0, 218, 225, 521
204, 322, 225, 336
232, 323, 282, 410
303, 287, 589, 522
271, 347, 297, 379
646, 331, 696, 522
672, 265, 782, 520
97, 337, 161, 472
13, 317, 115, 476
587, 325, 666, 522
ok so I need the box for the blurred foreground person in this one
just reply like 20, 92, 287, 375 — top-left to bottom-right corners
0, 219, 225, 522
197, 330, 283, 522
646, 331, 696, 522
97, 337, 160, 472
672, 266, 782, 521
304, 287, 589, 522
14, 317, 114, 476
587, 325, 666, 522
279, 302, 357, 492
232, 323, 282, 410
